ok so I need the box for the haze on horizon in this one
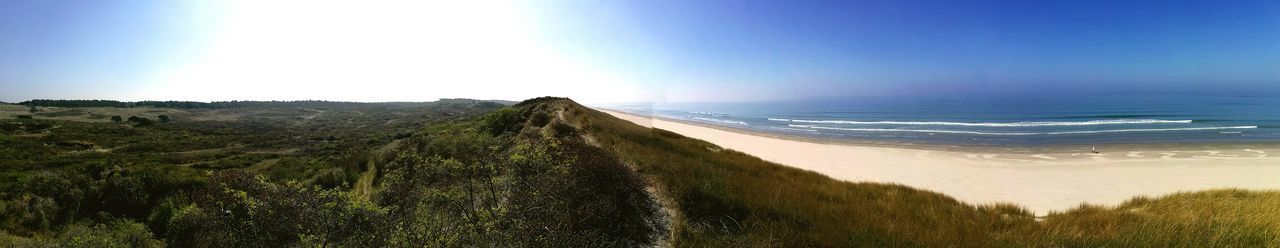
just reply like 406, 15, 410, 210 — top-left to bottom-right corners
2, 0, 1278, 104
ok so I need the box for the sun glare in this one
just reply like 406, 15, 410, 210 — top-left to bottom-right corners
141, 0, 639, 103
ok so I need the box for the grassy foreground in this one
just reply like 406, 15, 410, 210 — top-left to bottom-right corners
536, 97, 1280, 247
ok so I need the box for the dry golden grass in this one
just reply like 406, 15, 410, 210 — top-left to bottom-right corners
1020, 190, 1280, 246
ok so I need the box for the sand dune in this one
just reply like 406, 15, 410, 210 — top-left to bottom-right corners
601, 109, 1280, 215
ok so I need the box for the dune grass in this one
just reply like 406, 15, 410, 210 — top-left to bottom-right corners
531, 97, 1280, 247
1021, 190, 1280, 247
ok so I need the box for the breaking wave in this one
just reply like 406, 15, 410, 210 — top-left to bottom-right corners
692, 117, 748, 126
769, 118, 1193, 127
787, 124, 1256, 135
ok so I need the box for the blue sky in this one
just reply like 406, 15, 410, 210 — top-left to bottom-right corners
0, 1, 211, 101
2, 0, 1279, 103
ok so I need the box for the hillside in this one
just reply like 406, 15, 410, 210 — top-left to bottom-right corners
2, 97, 1278, 247
540, 97, 1280, 247
1, 98, 666, 247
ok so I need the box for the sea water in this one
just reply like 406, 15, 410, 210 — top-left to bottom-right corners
600, 94, 1280, 147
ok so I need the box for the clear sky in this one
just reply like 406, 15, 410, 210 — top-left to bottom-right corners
2, 0, 1279, 103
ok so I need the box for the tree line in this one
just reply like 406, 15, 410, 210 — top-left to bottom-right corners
17, 100, 378, 109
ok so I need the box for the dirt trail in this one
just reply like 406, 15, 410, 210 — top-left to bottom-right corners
169, 144, 247, 156
245, 159, 281, 172
303, 109, 326, 120
352, 139, 404, 201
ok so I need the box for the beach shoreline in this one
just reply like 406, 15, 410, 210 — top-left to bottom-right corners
598, 108, 1280, 215
599, 108, 1280, 154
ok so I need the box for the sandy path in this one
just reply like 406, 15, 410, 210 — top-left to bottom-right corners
600, 109, 1280, 215
353, 139, 404, 201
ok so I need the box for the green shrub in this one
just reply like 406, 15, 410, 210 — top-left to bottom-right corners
54, 220, 163, 248
480, 107, 522, 135
126, 116, 153, 127
0, 219, 162, 248
166, 171, 386, 247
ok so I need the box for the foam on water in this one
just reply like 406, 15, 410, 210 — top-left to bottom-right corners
768, 127, 819, 132
691, 111, 726, 116
771, 118, 1194, 127
692, 117, 748, 126
603, 95, 1280, 145
788, 124, 1257, 135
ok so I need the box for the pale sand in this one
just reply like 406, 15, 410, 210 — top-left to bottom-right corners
600, 109, 1280, 215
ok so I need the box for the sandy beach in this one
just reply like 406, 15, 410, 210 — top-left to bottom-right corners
600, 109, 1280, 215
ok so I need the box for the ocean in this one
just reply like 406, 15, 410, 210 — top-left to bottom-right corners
599, 94, 1280, 147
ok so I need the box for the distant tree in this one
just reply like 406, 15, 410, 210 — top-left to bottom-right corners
111, 116, 123, 123
28, 105, 37, 113
157, 115, 170, 123
127, 116, 154, 127
20, 99, 129, 108
15, 99, 409, 109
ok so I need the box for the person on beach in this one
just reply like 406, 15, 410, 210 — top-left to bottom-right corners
1091, 146, 1099, 154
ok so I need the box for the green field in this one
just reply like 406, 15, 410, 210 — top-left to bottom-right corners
1, 98, 1278, 247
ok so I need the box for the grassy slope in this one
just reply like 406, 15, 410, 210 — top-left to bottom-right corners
535, 98, 1280, 247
